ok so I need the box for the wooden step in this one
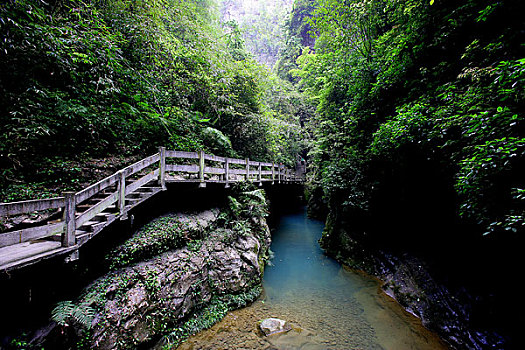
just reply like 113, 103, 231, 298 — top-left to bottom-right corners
95, 212, 116, 222
136, 187, 158, 192
44, 234, 62, 242
78, 220, 105, 232
126, 193, 146, 199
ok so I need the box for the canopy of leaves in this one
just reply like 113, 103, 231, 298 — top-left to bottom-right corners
294, 0, 524, 237
0, 0, 305, 201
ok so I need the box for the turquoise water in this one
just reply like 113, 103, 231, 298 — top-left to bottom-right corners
177, 207, 448, 350
262, 207, 447, 350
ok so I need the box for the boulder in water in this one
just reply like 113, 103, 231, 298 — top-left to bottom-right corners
259, 318, 291, 336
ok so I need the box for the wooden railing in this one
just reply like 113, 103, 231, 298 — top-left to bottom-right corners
0, 148, 304, 251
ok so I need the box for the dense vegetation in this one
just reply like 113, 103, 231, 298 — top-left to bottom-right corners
279, 0, 523, 346
2, 0, 524, 346
0, 0, 304, 202
289, 0, 524, 242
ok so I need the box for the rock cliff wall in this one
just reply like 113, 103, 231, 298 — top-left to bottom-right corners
39, 187, 271, 349
318, 208, 506, 350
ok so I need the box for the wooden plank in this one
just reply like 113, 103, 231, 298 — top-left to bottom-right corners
0, 197, 65, 217
166, 164, 200, 173
229, 169, 246, 175
204, 166, 225, 175
228, 158, 245, 165
126, 169, 160, 195
122, 153, 160, 176
0, 222, 65, 248
76, 192, 118, 228
123, 188, 162, 212
0, 241, 74, 271
165, 150, 199, 159
249, 160, 260, 166
204, 154, 226, 163
75, 173, 119, 204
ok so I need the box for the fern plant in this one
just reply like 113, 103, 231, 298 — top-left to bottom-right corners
51, 301, 96, 329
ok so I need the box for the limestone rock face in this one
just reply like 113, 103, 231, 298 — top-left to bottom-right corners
69, 209, 271, 349
259, 318, 292, 336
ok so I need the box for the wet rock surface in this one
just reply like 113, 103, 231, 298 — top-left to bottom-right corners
38, 206, 271, 349
259, 318, 291, 336
177, 286, 447, 350
319, 220, 506, 350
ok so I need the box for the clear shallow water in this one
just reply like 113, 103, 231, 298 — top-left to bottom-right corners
261, 207, 447, 350
177, 207, 448, 350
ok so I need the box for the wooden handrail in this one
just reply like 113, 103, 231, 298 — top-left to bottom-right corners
0, 150, 305, 251
0, 197, 65, 217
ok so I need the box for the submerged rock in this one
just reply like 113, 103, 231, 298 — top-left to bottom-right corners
259, 317, 291, 336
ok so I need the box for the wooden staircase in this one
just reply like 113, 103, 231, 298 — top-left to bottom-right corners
0, 148, 304, 271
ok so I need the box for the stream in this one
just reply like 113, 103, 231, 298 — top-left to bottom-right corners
178, 206, 448, 349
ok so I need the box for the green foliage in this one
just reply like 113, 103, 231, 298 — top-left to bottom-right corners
107, 215, 194, 269
51, 301, 96, 329
163, 286, 261, 349
201, 127, 236, 157
295, 0, 525, 237
227, 183, 269, 219
456, 137, 525, 233
0, 0, 306, 201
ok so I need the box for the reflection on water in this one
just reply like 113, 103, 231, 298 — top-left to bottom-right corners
177, 207, 448, 350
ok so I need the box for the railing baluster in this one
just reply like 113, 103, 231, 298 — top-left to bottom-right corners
62, 192, 76, 247
199, 151, 206, 188
225, 158, 230, 188
246, 158, 250, 182
159, 146, 166, 190
118, 170, 127, 220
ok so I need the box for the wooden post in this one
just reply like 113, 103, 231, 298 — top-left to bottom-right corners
271, 162, 275, 184
199, 150, 206, 188
278, 164, 281, 184
159, 146, 166, 190
258, 163, 262, 183
225, 158, 230, 188
118, 170, 128, 220
245, 158, 250, 182
62, 192, 76, 247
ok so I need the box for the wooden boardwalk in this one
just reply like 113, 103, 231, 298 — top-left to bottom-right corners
0, 148, 304, 271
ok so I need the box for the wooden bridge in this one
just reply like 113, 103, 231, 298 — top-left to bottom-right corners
0, 148, 304, 271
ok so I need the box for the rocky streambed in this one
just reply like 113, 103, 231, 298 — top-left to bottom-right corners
177, 207, 449, 350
